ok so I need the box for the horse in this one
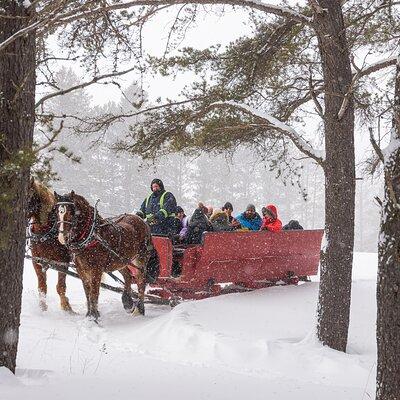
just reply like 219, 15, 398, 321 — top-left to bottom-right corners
55, 190, 153, 321
27, 178, 74, 312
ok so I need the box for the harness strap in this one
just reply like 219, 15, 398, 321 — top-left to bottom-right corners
27, 220, 58, 244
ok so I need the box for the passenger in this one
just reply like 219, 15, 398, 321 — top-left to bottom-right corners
176, 206, 189, 240
186, 204, 213, 244
235, 204, 262, 231
171, 209, 183, 236
210, 209, 233, 232
260, 204, 282, 232
140, 178, 177, 235
222, 202, 234, 223
283, 220, 304, 230
222, 201, 241, 229
206, 205, 213, 220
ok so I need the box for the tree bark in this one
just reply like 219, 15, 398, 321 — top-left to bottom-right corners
0, 1, 36, 373
314, 0, 356, 352
376, 57, 400, 400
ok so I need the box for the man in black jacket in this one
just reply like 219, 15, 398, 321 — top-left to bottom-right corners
140, 179, 177, 235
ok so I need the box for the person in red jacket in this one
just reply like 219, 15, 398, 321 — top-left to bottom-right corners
260, 204, 282, 232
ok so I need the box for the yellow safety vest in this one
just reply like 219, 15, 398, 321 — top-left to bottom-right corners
145, 191, 175, 219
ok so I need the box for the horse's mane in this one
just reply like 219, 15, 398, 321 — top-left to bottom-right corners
32, 180, 55, 224
33, 180, 55, 206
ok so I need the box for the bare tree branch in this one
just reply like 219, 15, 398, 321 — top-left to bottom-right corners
338, 56, 398, 120
370, 127, 385, 164
34, 120, 64, 153
35, 66, 137, 109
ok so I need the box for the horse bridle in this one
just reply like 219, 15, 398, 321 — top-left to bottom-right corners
56, 201, 77, 229
56, 200, 99, 249
27, 193, 58, 244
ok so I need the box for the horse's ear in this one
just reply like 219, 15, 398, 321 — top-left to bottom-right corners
54, 191, 60, 201
71, 190, 75, 198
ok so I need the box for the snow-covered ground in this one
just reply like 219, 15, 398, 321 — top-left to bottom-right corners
1, 253, 377, 400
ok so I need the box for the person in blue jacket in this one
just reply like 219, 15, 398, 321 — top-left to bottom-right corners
235, 204, 262, 231
140, 179, 177, 235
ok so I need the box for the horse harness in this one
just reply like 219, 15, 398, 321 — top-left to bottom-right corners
27, 216, 58, 245
56, 200, 146, 271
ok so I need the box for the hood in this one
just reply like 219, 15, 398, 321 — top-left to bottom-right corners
190, 208, 208, 226
266, 204, 278, 219
151, 178, 165, 192
210, 209, 227, 223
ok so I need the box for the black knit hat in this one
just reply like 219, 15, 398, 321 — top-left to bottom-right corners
246, 204, 256, 212
176, 206, 184, 214
151, 178, 164, 191
222, 202, 233, 211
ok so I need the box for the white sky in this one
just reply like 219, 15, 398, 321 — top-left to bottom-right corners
86, 7, 254, 104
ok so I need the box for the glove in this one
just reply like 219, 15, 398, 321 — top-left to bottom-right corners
146, 214, 155, 224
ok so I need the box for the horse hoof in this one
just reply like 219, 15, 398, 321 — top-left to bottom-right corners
61, 303, 75, 313
39, 300, 48, 312
132, 302, 145, 316
122, 291, 134, 313
86, 312, 100, 322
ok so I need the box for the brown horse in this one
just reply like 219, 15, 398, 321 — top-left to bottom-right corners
55, 190, 152, 321
27, 179, 74, 312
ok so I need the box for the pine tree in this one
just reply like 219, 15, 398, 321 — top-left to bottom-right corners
375, 56, 400, 400
0, 0, 36, 373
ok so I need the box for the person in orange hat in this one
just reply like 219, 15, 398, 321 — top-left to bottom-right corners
260, 204, 282, 232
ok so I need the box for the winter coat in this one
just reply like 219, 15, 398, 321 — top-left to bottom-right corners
179, 216, 189, 239
235, 212, 262, 231
171, 217, 183, 235
283, 220, 304, 230
260, 204, 282, 232
186, 208, 213, 244
140, 182, 177, 235
210, 209, 233, 232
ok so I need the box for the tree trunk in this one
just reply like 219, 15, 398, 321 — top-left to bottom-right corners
314, 0, 356, 352
376, 58, 400, 400
0, 1, 36, 373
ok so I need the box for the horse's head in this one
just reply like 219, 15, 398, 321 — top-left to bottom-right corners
28, 178, 55, 224
55, 190, 90, 245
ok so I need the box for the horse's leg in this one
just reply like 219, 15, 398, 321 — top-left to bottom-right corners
87, 268, 102, 321
75, 260, 91, 316
132, 269, 146, 316
119, 267, 134, 312
33, 262, 47, 311
56, 268, 74, 313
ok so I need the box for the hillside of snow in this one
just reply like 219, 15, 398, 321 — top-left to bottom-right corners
1, 252, 377, 400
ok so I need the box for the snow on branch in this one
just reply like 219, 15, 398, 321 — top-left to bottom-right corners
119, 0, 312, 24
357, 56, 398, 79
212, 101, 325, 165
0, 0, 311, 52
